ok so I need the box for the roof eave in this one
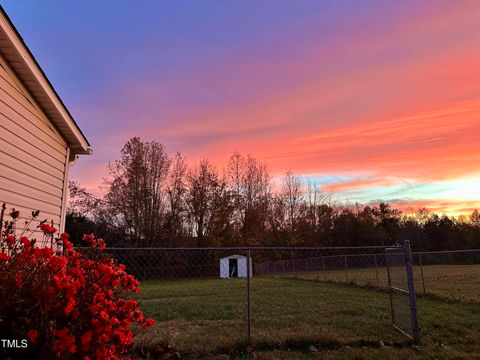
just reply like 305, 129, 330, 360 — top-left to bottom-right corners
0, 6, 91, 156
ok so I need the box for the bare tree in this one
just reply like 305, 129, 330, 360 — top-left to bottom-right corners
306, 180, 331, 228
63, 136, 480, 251
186, 160, 221, 247
68, 181, 104, 221
226, 151, 271, 245
227, 151, 245, 231
281, 171, 304, 233
105, 137, 170, 246
165, 152, 187, 244
67, 181, 126, 245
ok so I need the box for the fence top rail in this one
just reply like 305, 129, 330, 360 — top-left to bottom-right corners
254, 252, 382, 265
412, 248, 480, 255
78, 245, 404, 251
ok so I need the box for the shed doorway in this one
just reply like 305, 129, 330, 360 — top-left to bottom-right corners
229, 258, 238, 277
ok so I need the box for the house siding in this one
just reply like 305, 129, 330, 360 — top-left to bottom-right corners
0, 61, 68, 243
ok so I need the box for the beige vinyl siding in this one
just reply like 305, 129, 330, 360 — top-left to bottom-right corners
0, 61, 67, 242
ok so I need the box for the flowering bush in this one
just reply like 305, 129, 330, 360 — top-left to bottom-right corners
0, 203, 154, 359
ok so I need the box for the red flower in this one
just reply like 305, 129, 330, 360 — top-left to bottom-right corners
72, 308, 80, 320
98, 333, 109, 344
34, 247, 53, 259
81, 331, 93, 351
132, 310, 144, 322
124, 299, 138, 309
97, 238, 106, 250
27, 329, 39, 344
81, 331, 93, 345
52, 328, 76, 354
99, 310, 109, 320
64, 298, 76, 315
113, 330, 132, 345
61, 232, 69, 241
6, 234, 15, 245
40, 222, 57, 235
83, 233, 95, 242
20, 236, 31, 250
1, 208, 152, 359
60, 232, 73, 249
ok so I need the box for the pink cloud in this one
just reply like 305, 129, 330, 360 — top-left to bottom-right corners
323, 178, 402, 193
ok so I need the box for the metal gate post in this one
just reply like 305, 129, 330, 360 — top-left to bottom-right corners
246, 250, 252, 344
404, 240, 420, 344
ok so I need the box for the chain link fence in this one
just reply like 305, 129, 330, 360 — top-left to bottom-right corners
413, 249, 480, 301
73, 244, 438, 352
76, 243, 479, 352
256, 248, 480, 303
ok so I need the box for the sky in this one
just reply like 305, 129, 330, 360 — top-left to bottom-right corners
3, 0, 480, 216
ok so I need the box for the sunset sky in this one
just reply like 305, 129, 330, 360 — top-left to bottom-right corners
4, 1, 480, 216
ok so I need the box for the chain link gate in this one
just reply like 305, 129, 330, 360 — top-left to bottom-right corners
385, 240, 420, 343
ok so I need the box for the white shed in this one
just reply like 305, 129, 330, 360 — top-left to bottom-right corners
0, 8, 91, 245
220, 255, 252, 279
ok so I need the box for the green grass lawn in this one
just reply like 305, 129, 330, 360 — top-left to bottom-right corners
286, 264, 480, 303
134, 275, 480, 359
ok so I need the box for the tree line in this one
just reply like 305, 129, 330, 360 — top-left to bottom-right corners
67, 137, 480, 251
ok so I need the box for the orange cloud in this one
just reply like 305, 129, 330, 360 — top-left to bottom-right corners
382, 199, 480, 217
196, 98, 480, 182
